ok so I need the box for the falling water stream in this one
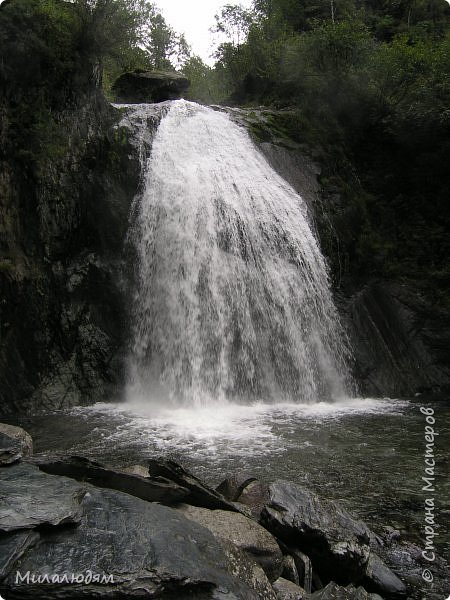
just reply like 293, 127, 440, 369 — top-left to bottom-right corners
126, 100, 353, 407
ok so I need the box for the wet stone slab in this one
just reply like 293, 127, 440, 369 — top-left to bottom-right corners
0, 463, 85, 532
1, 485, 262, 599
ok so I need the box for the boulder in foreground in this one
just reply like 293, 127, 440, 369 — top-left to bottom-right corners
1, 484, 264, 599
260, 480, 372, 585
147, 457, 239, 511
362, 552, 407, 597
178, 503, 283, 582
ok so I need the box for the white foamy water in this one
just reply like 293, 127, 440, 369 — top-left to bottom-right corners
70, 397, 408, 463
123, 100, 355, 407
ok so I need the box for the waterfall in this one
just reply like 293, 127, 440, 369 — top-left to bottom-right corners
123, 100, 353, 407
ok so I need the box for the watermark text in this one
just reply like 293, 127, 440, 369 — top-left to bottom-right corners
15, 571, 114, 586
420, 406, 439, 584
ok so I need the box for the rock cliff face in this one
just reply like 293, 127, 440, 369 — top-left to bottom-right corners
346, 282, 450, 396
0, 89, 140, 415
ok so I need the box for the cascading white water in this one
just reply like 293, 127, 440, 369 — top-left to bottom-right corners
124, 100, 353, 407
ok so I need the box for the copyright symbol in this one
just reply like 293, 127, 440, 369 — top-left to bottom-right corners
422, 569, 433, 583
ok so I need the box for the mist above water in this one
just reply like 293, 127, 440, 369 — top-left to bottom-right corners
123, 100, 354, 407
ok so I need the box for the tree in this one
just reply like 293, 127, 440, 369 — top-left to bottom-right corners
73, 0, 151, 64
141, 6, 191, 70
213, 3, 254, 47
254, 0, 337, 31
182, 55, 220, 103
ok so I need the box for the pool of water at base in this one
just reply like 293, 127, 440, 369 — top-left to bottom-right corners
4, 396, 449, 557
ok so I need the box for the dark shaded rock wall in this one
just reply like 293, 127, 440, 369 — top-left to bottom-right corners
0, 93, 140, 415
347, 282, 450, 397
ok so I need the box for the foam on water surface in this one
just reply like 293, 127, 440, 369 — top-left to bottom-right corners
70, 397, 409, 462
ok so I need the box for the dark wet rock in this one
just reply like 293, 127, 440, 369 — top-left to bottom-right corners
232, 501, 255, 518
273, 577, 306, 599
221, 540, 277, 600
216, 473, 259, 501
178, 504, 283, 582
290, 550, 312, 593
1, 485, 261, 599
113, 70, 190, 103
281, 555, 300, 586
0, 56, 140, 416
147, 458, 238, 511
346, 282, 450, 396
369, 539, 448, 600
236, 479, 271, 518
0, 423, 33, 465
119, 463, 150, 478
0, 463, 85, 532
306, 582, 383, 600
259, 481, 372, 585
0, 531, 39, 579
36, 455, 189, 505
380, 527, 401, 546
363, 552, 407, 597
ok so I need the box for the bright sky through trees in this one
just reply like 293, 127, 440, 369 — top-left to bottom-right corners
156, 0, 253, 64
0, 0, 253, 65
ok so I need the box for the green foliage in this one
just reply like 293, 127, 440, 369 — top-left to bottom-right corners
364, 0, 450, 41
72, 0, 192, 89
72, 0, 149, 63
368, 33, 450, 127
182, 56, 230, 104
255, 0, 332, 30
0, 0, 157, 99
0, 0, 82, 104
284, 21, 373, 75
0, 0, 194, 97
279, 21, 375, 135
213, 4, 254, 46
0, 260, 14, 273
0, 0, 80, 177
101, 2, 193, 93
143, 6, 191, 70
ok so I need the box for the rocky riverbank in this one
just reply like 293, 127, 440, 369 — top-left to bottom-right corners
1, 423, 447, 600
